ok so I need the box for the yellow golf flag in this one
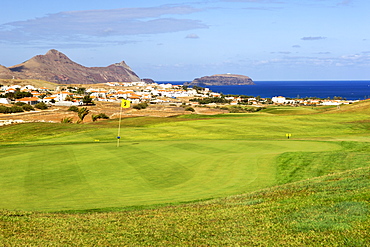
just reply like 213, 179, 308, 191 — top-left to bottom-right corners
121, 99, 130, 108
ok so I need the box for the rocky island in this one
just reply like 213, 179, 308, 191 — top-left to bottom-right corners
186, 74, 255, 86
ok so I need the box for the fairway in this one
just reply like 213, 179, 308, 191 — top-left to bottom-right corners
1, 138, 338, 211
1, 105, 370, 211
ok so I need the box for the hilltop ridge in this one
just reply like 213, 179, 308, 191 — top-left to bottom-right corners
186, 73, 255, 86
0, 49, 140, 84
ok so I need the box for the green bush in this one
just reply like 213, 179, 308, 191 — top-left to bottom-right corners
0, 105, 25, 113
34, 102, 48, 110
133, 102, 148, 110
0, 105, 8, 113
61, 117, 73, 123
185, 106, 195, 112
68, 106, 79, 112
22, 104, 35, 111
82, 96, 94, 105
92, 113, 109, 122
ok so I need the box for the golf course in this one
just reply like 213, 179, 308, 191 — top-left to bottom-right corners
1, 102, 369, 245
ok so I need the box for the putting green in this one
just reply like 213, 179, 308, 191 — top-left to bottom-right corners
0, 139, 339, 211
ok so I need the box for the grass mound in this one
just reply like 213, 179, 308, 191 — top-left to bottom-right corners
1, 167, 368, 246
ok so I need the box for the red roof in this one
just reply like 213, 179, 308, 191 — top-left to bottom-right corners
16, 97, 39, 102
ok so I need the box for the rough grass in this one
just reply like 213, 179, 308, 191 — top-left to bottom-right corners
1, 167, 368, 246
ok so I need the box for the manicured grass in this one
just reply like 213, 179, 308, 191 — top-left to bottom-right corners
1, 103, 370, 245
1, 105, 370, 211
0, 139, 339, 211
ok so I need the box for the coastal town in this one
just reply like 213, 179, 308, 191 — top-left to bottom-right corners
0, 80, 359, 108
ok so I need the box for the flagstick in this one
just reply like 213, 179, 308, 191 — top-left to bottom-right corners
117, 105, 123, 147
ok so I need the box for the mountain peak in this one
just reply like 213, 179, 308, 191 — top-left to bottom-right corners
4, 50, 140, 84
46, 49, 61, 55
44, 49, 70, 60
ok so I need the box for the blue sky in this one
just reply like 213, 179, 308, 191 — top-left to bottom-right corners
1, 0, 369, 81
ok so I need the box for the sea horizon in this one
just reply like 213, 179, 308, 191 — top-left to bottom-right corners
157, 80, 370, 100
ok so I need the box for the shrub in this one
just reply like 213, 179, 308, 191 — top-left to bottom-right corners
92, 113, 109, 122
22, 104, 34, 111
68, 106, 79, 112
0, 105, 25, 113
9, 106, 24, 113
61, 117, 73, 123
34, 102, 48, 110
228, 106, 266, 113
77, 107, 89, 122
82, 95, 94, 105
133, 102, 148, 110
185, 106, 195, 112
0, 105, 8, 113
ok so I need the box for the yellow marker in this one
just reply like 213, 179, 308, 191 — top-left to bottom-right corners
121, 99, 130, 108
286, 133, 292, 139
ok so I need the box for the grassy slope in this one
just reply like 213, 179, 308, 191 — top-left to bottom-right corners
2, 106, 367, 211
0, 78, 58, 89
0, 103, 369, 245
1, 167, 368, 246
0, 139, 339, 211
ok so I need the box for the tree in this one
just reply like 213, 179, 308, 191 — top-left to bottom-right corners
65, 95, 74, 101
82, 95, 94, 105
6, 89, 33, 99
77, 107, 89, 122
76, 87, 86, 95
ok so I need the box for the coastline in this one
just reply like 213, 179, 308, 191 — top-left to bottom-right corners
157, 80, 370, 100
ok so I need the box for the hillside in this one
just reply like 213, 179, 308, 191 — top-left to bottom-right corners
0, 65, 13, 79
0, 78, 58, 89
1, 167, 368, 246
1, 49, 140, 84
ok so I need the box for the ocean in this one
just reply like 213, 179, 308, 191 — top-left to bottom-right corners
158, 80, 370, 100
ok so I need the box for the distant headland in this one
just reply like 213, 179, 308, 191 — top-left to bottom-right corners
185, 74, 255, 86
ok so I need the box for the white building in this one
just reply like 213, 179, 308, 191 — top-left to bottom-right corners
272, 96, 286, 104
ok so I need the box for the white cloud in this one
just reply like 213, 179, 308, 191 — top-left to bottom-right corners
223, 0, 281, 2
337, 0, 353, 6
185, 34, 200, 39
253, 53, 370, 67
0, 5, 208, 45
301, 36, 327, 41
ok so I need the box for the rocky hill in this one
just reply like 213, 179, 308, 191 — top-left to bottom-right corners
186, 74, 255, 86
0, 49, 140, 84
0, 65, 13, 79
